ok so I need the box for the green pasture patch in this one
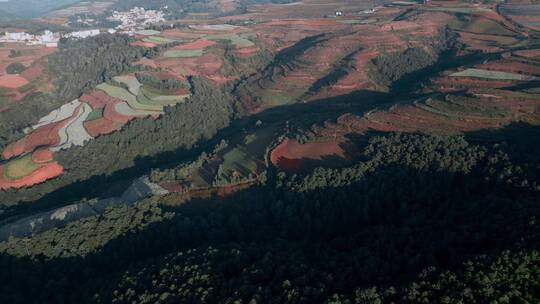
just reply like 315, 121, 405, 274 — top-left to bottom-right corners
450, 18, 516, 36
260, 88, 306, 109
4, 154, 43, 180
425, 7, 492, 14
205, 33, 255, 48
143, 36, 175, 45
163, 49, 204, 58
450, 68, 534, 81
86, 108, 104, 122
113, 75, 142, 95
137, 86, 190, 106
217, 147, 258, 182
97, 83, 163, 112
97, 83, 135, 101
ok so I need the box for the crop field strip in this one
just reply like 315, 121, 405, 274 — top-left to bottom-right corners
3, 154, 44, 180
450, 68, 537, 81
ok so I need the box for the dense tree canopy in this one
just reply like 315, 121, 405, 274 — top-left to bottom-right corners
0, 131, 538, 303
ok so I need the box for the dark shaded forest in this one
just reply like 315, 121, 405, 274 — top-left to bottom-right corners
0, 130, 539, 303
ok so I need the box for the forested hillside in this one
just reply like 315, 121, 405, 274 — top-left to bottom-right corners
1, 131, 539, 303
0, 0, 539, 302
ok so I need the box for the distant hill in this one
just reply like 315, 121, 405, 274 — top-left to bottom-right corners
0, 7, 17, 21
0, 0, 82, 18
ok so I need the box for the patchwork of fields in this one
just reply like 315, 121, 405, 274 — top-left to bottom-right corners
1, 0, 540, 193
0, 73, 191, 189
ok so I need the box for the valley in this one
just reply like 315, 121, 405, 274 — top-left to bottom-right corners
0, 0, 539, 303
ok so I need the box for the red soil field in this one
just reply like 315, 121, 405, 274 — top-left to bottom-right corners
177, 39, 217, 50
20, 63, 45, 82
156, 70, 186, 81
478, 60, 540, 76
0, 74, 29, 89
270, 138, 346, 171
31, 148, 54, 164
131, 41, 157, 48
83, 118, 120, 137
135, 57, 158, 69
103, 99, 134, 124
80, 90, 112, 109
513, 49, 540, 58
159, 181, 185, 193
0, 161, 63, 190
234, 47, 259, 56
433, 76, 516, 92
158, 53, 224, 78
2, 118, 68, 160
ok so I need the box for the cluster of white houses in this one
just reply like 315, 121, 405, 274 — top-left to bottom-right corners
0, 29, 101, 47
108, 7, 166, 34
0, 7, 167, 48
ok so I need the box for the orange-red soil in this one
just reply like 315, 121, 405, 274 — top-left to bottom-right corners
31, 148, 54, 164
131, 41, 158, 48
177, 39, 217, 50
2, 119, 68, 160
270, 138, 346, 171
0, 74, 29, 89
0, 161, 63, 190
83, 118, 120, 137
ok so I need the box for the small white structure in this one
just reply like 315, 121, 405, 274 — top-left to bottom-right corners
66, 29, 101, 39
335, 11, 343, 17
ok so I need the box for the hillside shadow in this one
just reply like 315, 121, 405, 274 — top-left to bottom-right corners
466, 122, 540, 167
1, 157, 539, 302
0, 88, 392, 223
0, 44, 521, 224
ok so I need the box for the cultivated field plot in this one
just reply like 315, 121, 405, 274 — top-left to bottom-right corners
163, 49, 204, 58
500, 4, 540, 31
0, 148, 63, 190
0, 71, 191, 189
450, 16, 517, 37
450, 68, 536, 81
0, 43, 56, 105
2, 0, 540, 194
205, 33, 256, 48
142, 36, 176, 45
270, 138, 348, 172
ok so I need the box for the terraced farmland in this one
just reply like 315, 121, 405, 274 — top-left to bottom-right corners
163, 49, 204, 58
205, 33, 256, 48
3, 154, 44, 180
450, 68, 536, 81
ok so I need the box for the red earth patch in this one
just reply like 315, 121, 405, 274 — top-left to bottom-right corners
0, 74, 29, 89
131, 40, 158, 48
84, 117, 120, 137
177, 39, 217, 50
270, 138, 346, 171
0, 161, 63, 190
31, 148, 54, 164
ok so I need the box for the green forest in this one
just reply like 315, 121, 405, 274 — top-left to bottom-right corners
1, 130, 539, 303
0, 2, 539, 302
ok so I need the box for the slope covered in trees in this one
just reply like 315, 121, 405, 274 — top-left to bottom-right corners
0, 130, 538, 303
